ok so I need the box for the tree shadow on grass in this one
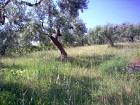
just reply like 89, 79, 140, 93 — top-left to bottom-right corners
59, 54, 115, 69
40, 73, 103, 105
0, 61, 27, 72
0, 71, 102, 105
0, 82, 34, 105
0, 67, 137, 105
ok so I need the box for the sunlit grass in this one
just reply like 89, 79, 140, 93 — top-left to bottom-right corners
0, 42, 140, 105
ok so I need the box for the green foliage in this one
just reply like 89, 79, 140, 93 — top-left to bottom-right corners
6, 44, 54, 55
0, 91, 17, 105
88, 26, 106, 45
99, 56, 128, 74
58, 0, 88, 17
87, 23, 140, 45
72, 18, 87, 46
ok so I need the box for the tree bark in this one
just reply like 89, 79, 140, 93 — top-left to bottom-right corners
0, 45, 8, 56
108, 38, 115, 47
129, 35, 134, 42
0, 5, 5, 25
49, 28, 67, 60
49, 36, 67, 60
105, 35, 115, 47
81, 39, 84, 46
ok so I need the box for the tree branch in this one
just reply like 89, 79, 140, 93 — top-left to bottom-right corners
3, 0, 43, 8
18, 0, 43, 6
3, 0, 11, 8
55, 28, 62, 39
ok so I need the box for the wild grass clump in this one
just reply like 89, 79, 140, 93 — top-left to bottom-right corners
0, 42, 140, 105
98, 56, 129, 74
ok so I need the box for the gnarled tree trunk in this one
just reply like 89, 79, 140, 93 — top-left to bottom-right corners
0, 45, 8, 56
129, 35, 134, 42
108, 38, 115, 47
105, 35, 115, 47
49, 28, 67, 60
0, 5, 5, 25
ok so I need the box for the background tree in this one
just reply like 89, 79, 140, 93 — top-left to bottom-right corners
126, 24, 135, 42
118, 23, 140, 42
88, 26, 105, 45
100, 24, 118, 47
72, 17, 87, 46
87, 24, 119, 47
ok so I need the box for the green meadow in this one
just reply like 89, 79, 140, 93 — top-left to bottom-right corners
0, 42, 140, 105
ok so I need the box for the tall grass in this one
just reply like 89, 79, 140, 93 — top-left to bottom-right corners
0, 42, 140, 105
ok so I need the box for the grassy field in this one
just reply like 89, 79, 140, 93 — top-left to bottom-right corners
0, 42, 140, 105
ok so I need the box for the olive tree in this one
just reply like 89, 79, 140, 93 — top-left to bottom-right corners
0, 0, 88, 59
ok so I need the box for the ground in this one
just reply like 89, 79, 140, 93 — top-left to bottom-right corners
0, 42, 140, 105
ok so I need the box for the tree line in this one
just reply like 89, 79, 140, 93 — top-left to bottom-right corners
88, 23, 140, 47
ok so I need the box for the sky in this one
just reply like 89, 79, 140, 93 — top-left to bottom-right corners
79, 0, 140, 29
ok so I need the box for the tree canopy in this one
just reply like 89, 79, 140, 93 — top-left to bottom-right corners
0, 0, 89, 58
